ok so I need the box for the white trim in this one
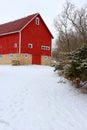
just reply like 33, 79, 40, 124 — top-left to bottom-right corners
0, 31, 19, 36
19, 31, 21, 54
46, 46, 50, 50
35, 17, 40, 25
41, 45, 45, 50
0, 14, 38, 37
20, 13, 39, 31
28, 43, 33, 48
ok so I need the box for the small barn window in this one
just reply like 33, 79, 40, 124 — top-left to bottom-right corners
44, 56, 48, 60
24, 54, 28, 58
9, 54, 14, 58
41, 45, 50, 50
0, 55, 2, 58
35, 17, 40, 25
14, 43, 17, 48
41, 45, 45, 50
28, 43, 33, 48
46, 46, 50, 50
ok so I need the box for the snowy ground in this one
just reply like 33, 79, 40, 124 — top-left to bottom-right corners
0, 65, 87, 130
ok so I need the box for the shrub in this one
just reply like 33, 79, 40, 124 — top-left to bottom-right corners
66, 61, 81, 78
66, 45, 87, 81
54, 61, 65, 71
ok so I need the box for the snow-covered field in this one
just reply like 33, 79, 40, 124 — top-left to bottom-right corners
0, 65, 87, 130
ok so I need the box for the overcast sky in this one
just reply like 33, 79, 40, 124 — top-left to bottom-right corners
0, 0, 87, 37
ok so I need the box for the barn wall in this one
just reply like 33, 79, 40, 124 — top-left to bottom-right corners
0, 54, 19, 64
0, 54, 51, 65
21, 14, 52, 56
41, 56, 51, 66
19, 54, 32, 65
0, 33, 19, 54
0, 54, 32, 65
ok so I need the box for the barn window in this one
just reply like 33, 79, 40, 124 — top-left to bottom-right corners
41, 45, 50, 50
14, 43, 17, 48
24, 54, 28, 58
44, 56, 48, 60
28, 43, 33, 48
35, 17, 40, 25
41, 45, 45, 50
9, 54, 14, 58
46, 46, 50, 50
0, 55, 2, 58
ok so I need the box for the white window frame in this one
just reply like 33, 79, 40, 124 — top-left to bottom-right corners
35, 17, 40, 25
28, 43, 33, 48
9, 54, 14, 58
24, 54, 28, 58
46, 46, 50, 50
41, 45, 45, 50
41, 45, 50, 50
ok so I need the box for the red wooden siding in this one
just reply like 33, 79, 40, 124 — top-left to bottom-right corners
0, 33, 19, 54
21, 14, 52, 56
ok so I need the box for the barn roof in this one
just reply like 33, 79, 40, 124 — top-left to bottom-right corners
0, 13, 53, 38
0, 13, 38, 36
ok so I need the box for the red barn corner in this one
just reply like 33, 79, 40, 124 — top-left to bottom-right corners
0, 13, 53, 65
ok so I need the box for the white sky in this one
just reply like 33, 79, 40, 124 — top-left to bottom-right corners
0, 0, 87, 37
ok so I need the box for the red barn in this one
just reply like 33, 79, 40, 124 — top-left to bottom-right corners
0, 13, 53, 65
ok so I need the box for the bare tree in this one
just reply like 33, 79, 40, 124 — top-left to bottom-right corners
53, 1, 87, 61
64, 1, 87, 44
54, 13, 71, 52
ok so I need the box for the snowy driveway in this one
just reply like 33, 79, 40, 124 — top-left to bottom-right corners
0, 65, 87, 130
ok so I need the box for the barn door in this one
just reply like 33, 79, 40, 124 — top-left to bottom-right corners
32, 55, 41, 65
